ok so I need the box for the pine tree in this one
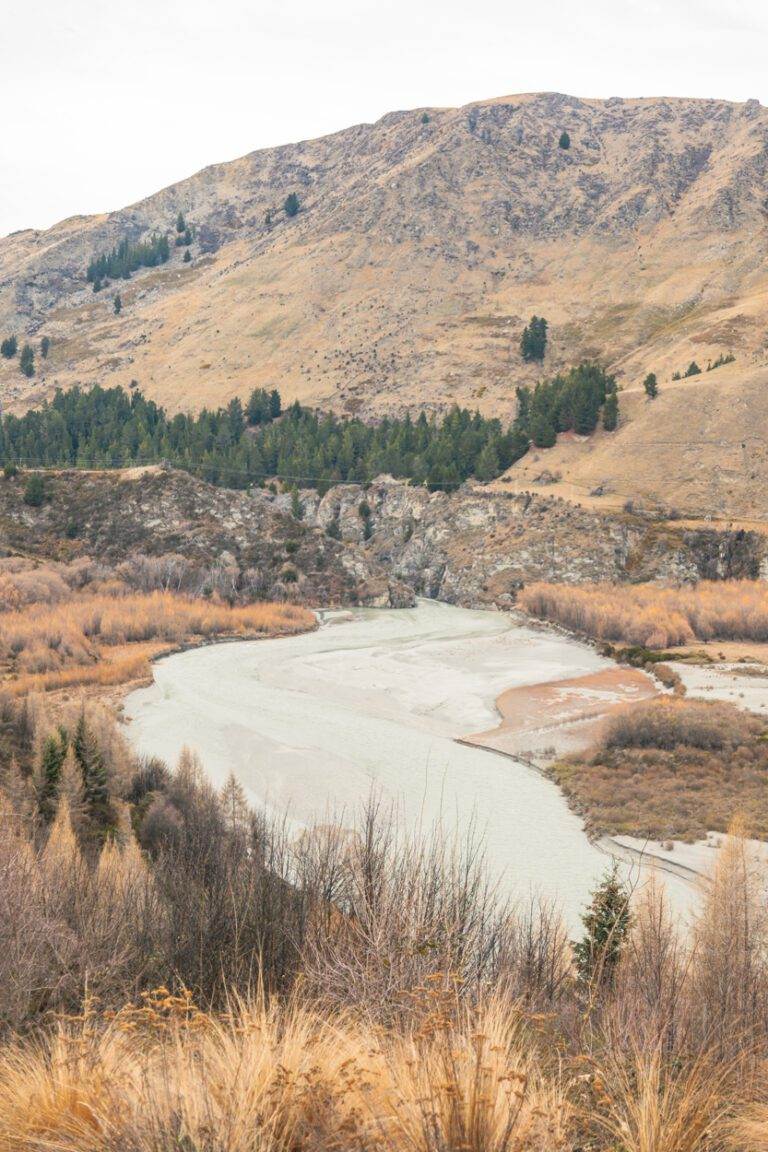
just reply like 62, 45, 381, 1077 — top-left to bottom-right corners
37, 731, 68, 821
40, 335, 50, 358
23, 474, 46, 507
247, 387, 269, 425
603, 390, 619, 430
73, 712, 111, 825
684, 361, 702, 378
176, 211, 186, 233
573, 866, 632, 989
559, 130, 571, 149
284, 192, 300, 217
530, 411, 557, 448
113, 293, 122, 316
290, 486, 303, 519
475, 439, 501, 481
643, 372, 658, 399
183, 249, 192, 263
520, 316, 548, 362
1, 335, 17, 358
19, 344, 34, 378
269, 389, 282, 419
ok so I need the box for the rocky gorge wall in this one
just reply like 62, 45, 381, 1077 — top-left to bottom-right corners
298, 477, 766, 607
0, 468, 763, 609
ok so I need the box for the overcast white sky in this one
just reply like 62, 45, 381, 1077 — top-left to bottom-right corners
2, 0, 767, 237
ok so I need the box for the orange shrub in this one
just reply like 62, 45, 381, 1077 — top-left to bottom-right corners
0, 591, 315, 691
520, 579, 768, 648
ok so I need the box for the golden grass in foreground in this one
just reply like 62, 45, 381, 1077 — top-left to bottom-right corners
0, 993, 568, 1152
520, 579, 768, 649
0, 592, 314, 693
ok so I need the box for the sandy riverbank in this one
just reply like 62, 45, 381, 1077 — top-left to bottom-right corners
462, 664, 658, 763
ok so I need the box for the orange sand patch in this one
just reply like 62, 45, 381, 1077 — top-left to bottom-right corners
463, 665, 657, 763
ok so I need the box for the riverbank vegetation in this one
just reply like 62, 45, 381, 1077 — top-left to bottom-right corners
552, 696, 768, 840
1, 699, 767, 1149
520, 578, 768, 648
0, 555, 313, 695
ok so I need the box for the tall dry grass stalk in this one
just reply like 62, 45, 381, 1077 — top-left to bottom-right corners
588, 1043, 732, 1152
520, 579, 768, 648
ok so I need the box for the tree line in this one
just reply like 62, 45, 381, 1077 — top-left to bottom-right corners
0, 384, 532, 491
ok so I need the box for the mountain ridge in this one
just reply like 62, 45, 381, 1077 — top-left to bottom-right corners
2, 91, 768, 515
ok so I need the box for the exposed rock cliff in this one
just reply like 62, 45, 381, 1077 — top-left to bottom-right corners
0, 468, 761, 610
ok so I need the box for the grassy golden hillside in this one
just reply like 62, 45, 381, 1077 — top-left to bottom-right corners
3, 91, 768, 514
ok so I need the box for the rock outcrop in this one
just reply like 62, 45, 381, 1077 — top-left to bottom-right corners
1, 468, 760, 611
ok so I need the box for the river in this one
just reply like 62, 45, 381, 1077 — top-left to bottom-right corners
124, 599, 697, 927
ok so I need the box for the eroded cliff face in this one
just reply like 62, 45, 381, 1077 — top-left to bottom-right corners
298, 478, 766, 608
1, 468, 758, 612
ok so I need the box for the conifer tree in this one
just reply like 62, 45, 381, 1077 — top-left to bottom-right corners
603, 390, 619, 430
73, 712, 111, 825
22, 474, 46, 507
269, 389, 282, 419
1, 335, 17, 359
183, 249, 192, 263
37, 731, 68, 821
113, 293, 122, 316
643, 372, 658, 399
40, 335, 50, 358
475, 439, 501, 481
176, 211, 186, 233
221, 772, 249, 835
520, 316, 548, 362
290, 486, 303, 519
559, 130, 571, 149
247, 387, 269, 425
19, 344, 34, 378
573, 866, 632, 989
4, 754, 35, 820
284, 192, 300, 217
531, 411, 557, 448
58, 745, 87, 833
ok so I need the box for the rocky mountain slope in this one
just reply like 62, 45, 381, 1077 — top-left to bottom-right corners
3, 92, 768, 515
1, 469, 761, 610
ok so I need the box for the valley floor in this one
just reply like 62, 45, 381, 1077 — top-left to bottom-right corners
124, 599, 704, 925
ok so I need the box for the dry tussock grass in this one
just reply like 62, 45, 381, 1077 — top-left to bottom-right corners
520, 579, 768, 648
0, 992, 568, 1152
